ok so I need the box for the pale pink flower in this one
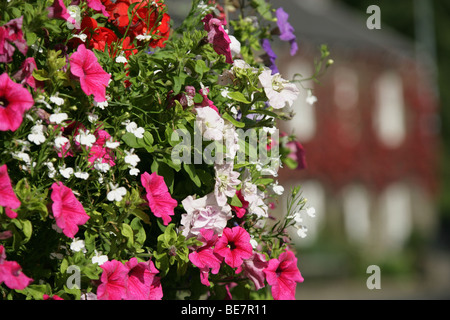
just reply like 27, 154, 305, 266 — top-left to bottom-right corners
141, 172, 177, 226
214, 226, 253, 269
259, 68, 300, 109
69, 44, 111, 102
180, 193, 232, 239
195, 106, 224, 141
50, 182, 90, 238
236, 252, 268, 290
263, 250, 304, 300
214, 163, 240, 206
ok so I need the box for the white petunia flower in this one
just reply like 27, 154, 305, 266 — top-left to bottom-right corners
105, 138, 120, 149
28, 122, 46, 145
91, 250, 108, 266
107, 183, 127, 202
49, 94, 65, 106
214, 163, 240, 206
259, 68, 300, 109
49, 110, 68, 124
124, 149, 140, 167
59, 165, 74, 179
94, 161, 111, 173
306, 89, 318, 105
70, 238, 86, 253
94, 100, 109, 110
74, 171, 89, 180
74, 129, 96, 147
195, 106, 224, 141
306, 206, 316, 218
129, 167, 140, 176
123, 120, 145, 138
115, 52, 127, 63
271, 181, 284, 196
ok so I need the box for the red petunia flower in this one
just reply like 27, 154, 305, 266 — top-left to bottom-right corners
263, 250, 304, 300
69, 44, 111, 102
213, 226, 253, 268
50, 182, 90, 238
140, 172, 177, 226
0, 73, 34, 132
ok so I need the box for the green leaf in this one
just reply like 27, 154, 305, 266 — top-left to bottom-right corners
222, 112, 245, 128
183, 163, 201, 188
230, 193, 243, 207
228, 91, 251, 104
131, 208, 151, 224
32, 69, 50, 81
122, 132, 143, 148
121, 223, 134, 248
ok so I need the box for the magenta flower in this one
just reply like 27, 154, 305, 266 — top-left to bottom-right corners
0, 245, 33, 290
97, 259, 129, 300
125, 258, 162, 300
275, 7, 298, 56
12, 57, 40, 90
263, 250, 304, 300
86, 0, 110, 18
0, 73, 34, 132
141, 172, 178, 226
214, 226, 253, 269
0, 164, 21, 211
286, 140, 307, 170
236, 252, 268, 290
202, 14, 233, 64
47, 0, 76, 24
0, 16, 28, 63
189, 229, 222, 286
50, 182, 90, 238
88, 129, 116, 167
69, 44, 111, 102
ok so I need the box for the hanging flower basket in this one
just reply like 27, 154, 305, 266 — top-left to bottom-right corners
0, 0, 331, 300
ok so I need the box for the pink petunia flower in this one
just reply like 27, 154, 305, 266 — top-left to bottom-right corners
86, 0, 110, 18
202, 14, 233, 64
188, 228, 222, 286
43, 294, 64, 300
69, 44, 111, 102
140, 172, 177, 226
0, 73, 34, 132
88, 129, 116, 167
0, 16, 28, 63
213, 226, 253, 269
0, 245, 33, 290
50, 182, 90, 238
286, 140, 307, 170
47, 0, 76, 25
0, 164, 21, 211
97, 259, 129, 300
125, 258, 162, 300
263, 250, 304, 300
12, 57, 40, 90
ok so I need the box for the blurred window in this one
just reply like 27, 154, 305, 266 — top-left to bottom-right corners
373, 71, 406, 148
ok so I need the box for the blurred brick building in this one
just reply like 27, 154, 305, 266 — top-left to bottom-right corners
274, 0, 440, 260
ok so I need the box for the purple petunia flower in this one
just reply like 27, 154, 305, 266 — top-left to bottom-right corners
275, 7, 298, 56
261, 38, 279, 74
